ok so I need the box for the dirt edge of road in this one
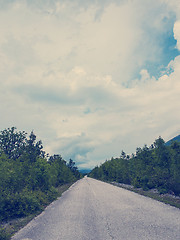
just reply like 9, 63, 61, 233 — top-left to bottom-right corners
110, 181, 180, 209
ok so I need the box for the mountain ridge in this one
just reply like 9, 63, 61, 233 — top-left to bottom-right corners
165, 134, 180, 146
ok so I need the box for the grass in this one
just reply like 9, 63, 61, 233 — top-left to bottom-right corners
0, 182, 75, 239
56, 182, 74, 197
133, 188, 180, 209
111, 182, 180, 209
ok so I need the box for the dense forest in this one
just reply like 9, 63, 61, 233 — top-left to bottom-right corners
0, 127, 81, 223
89, 137, 180, 196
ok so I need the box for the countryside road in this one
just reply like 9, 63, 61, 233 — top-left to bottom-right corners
12, 177, 180, 240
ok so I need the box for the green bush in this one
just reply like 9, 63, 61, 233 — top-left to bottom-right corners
0, 190, 41, 221
46, 187, 58, 201
33, 188, 57, 207
0, 228, 10, 240
158, 187, 168, 194
0, 128, 81, 222
0, 186, 59, 221
89, 137, 180, 196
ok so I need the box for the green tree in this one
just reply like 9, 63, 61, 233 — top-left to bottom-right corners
169, 142, 180, 194
67, 159, 81, 179
24, 131, 45, 162
0, 127, 81, 222
0, 127, 27, 160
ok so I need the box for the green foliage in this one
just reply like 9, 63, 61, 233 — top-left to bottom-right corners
0, 190, 41, 220
0, 127, 26, 160
49, 155, 77, 186
0, 228, 10, 240
89, 156, 130, 184
89, 136, 180, 196
0, 127, 81, 222
24, 131, 45, 162
67, 159, 81, 179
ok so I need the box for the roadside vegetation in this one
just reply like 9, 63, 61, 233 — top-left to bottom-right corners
89, 137, 180, 204
0, 127, 82, 239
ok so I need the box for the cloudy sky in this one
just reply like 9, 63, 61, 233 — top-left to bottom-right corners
1, 0, 180, 169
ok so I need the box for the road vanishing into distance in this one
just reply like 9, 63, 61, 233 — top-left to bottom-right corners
12, 177, 180, 240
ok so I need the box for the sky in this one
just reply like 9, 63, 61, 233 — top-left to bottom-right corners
0, 0, 180, 169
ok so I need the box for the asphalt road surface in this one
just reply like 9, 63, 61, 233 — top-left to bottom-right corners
12, 177, 180, 240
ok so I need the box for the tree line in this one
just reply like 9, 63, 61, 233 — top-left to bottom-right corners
0, 127, 81, 222
89, 137, 180, 195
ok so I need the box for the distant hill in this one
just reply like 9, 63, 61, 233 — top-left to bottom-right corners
79, 169, 91, 174
165, 135, 180, 146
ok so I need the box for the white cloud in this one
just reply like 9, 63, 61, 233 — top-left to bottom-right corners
0, 0, 180, 169
174, 21, 180, 50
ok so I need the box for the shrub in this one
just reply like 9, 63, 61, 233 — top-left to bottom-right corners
0, 190, 41, 221
0, 228, 10, 240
